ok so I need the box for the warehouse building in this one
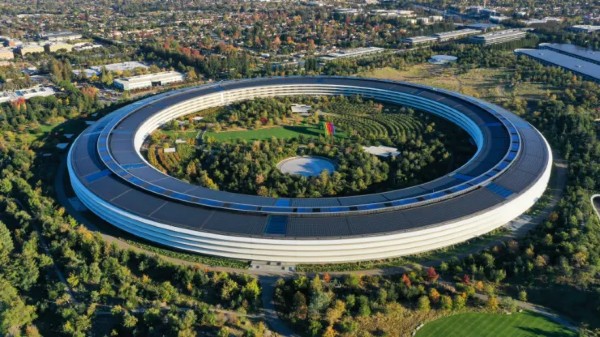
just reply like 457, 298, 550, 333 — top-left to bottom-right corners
515, 48, 600, 83
113, 71, 185, 91
434, 29, 480, 42
402, 35, 438, 46
320, 47, 385, 62
41, 31, 82, 42
0, 86, 56, 104
568, 25, 600, 33
538, 43, 600, 66
15, 43, 45, 56
470, 29, 527, 45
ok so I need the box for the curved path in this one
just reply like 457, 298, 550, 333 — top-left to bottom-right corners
591, 194, 600, 222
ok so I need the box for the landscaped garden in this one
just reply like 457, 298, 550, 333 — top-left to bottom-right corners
143, 95, 476, 198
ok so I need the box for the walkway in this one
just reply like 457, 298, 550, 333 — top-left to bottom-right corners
591, 194, 600, 221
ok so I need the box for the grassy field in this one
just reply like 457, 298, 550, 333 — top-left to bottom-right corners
415, 311, 576, 337
160, 130, 200, 140
359, 65, 550, 104
205, 124, 345, 142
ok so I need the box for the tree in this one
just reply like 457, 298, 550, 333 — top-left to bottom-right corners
0, 222, 13, 265
220, 278, 239, 301
122, 312, 138, 329
0, 278, 37, 336
401, 274, 411, 288
292, 291, 308, 320
453, 294, 466, 310
426, 266, 439, 283
310, 275, 323, 294
322, 325, 336, 337
158, 281, 178, 303
501, 296, 517, 313
440, 295, 453, 311
518, 290, 527, 302
242, 278, 260, 305
325, 300, 345, 325
308, 320, 322, 337
417, 296, 430, 312
428, 288, 440, 304
357, 296, 371, 317
186, 69, 198, 81
486, 296, 499, 311
345, 274, 360, 289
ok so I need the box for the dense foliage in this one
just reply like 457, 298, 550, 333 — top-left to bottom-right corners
275, 269, 519, 337
145, 96, 474, 198
0, 84, 266, 337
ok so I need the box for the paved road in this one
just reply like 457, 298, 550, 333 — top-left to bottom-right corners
259, 276, 301, 337
591, 194, 600, 222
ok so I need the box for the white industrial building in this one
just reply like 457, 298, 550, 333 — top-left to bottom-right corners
74, 61, 149, 78
434, 29, 480, 42
568, 25, 600, 33
0, 86, 56, 104
538, 43, 600, 66
41, 31, 82, 42
72, 42, 103, 52
369, 9, 415, 18
320, 47, 385, 62
470, 29, 528, 45
402, 35, 438, 46
113, 71, 185, 91
515, 48, 600, 83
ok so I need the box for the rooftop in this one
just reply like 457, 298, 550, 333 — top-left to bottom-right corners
362, 145, 400, 158
114, 71, 184, 84
515, 48, 600, 82
539, 43, 600, 63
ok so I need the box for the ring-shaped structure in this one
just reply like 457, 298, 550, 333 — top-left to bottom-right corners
68, 76, 552, 263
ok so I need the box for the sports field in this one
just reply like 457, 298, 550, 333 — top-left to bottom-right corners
205, 125, 344, 142
415, 311, 576, 337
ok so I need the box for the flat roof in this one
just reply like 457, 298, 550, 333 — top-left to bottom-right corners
114, 71, 184, 84
473, 29, 526, 39
92, 61, 148, 73
434, 29, 480, 37
516, 48, 600, 82
539, 43, 600, 64
404, 36, 438, 42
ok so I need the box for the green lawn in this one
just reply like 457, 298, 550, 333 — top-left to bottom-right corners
161, 130, 201, 140
205, 125, 345, 142
416, 311, 576, 337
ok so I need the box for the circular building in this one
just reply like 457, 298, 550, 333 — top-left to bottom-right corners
429, 55, 458, 65
276, 156, 336, 177
68, 76, 552, 263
